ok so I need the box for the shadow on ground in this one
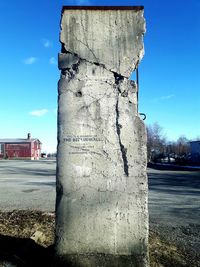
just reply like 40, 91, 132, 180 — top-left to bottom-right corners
0, 232, 191, 267
148, 170, 200, 195
0, 234, 53, 266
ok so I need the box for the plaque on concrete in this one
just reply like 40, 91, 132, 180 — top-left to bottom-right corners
55, 6, 148, 267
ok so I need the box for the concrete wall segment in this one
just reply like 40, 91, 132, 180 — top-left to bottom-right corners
60, 8, 146, 77
56, 7, 148, 267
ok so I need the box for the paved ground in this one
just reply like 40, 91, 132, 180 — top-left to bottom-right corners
148, 168, 200, 266
148, 168, 200, 226
0, 160, 56, 211
0, 160, 199, 226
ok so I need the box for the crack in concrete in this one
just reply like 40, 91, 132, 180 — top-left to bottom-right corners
114, 73, 129, 177
59, 50, 132, 178
80, 18, 99, 63
60, 46, 129, 80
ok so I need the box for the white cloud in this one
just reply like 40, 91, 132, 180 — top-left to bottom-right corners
49, 57, 57, 65
42, 39, 52, 48
160, 94, 175, 100
24, 57, 38, 65
29, 109, 48, 117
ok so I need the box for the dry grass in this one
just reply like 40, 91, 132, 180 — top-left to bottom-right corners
149, 230, 187, 267
0, 210, 55, 247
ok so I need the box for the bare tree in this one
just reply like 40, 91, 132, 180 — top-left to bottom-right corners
146, 122, 166, 162
175, 136, 190, 157
146, 123, 192, 164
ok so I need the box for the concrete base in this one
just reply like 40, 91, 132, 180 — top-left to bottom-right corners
54, 253, 147, 267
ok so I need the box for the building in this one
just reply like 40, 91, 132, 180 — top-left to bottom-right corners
190, 141, 200, 164
0, 133, 41, 160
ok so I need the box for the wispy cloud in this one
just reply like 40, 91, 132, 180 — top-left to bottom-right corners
160, 94, 175, 100
49, 57, 57, 65
24, 57, 38, 65
152, 94, 175, 102
76, 0, 91, 4
29, 109, 48, 117
42, 39, 52, 48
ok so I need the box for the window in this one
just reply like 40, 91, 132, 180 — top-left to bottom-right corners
0, 144, 4, 154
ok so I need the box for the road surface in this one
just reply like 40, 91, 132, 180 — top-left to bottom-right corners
148, 168, 200, 225
0, 160, 199, 226
0, 160, 56, 211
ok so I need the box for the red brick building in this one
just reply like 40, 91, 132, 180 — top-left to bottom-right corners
0, 133, 41, 160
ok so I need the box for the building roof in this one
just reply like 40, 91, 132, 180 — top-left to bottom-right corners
0, 138, 41, 144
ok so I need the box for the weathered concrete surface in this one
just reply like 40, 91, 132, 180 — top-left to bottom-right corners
60, 7, 145, 78
56, 6, 148, 267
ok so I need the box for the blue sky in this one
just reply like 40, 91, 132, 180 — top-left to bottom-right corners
0, 0, 199, 152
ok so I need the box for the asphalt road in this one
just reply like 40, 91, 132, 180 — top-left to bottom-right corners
0, 160, 56, 211
148, 168, 200, 226
0, 160, 199, 226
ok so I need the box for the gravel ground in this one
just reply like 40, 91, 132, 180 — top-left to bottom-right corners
150, 221, 200, 267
